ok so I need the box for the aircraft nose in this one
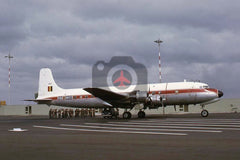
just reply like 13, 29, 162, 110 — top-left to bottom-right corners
218, 90, 223, 98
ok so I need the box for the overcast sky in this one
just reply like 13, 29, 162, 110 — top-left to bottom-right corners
0, 0, 239, 104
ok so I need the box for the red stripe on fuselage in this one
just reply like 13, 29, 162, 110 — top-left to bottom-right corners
41, 88, 212, 101
149, 89, 206, 94
206, 88, 218, 94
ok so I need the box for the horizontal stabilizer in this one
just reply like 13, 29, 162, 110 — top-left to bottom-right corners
24, 99, 52, 105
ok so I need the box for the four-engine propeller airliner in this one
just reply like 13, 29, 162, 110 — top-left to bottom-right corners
27, 68, 223, 119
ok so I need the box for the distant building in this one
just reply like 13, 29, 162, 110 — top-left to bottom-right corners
0, 99, 239, 116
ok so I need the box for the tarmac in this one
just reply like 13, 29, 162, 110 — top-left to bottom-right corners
1, 113, 240, 160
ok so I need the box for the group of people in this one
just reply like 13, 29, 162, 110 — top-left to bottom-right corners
49, 108, 95, 119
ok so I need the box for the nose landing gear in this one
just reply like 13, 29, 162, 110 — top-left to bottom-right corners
201, 105, 209, 117
201, 109, 209, 117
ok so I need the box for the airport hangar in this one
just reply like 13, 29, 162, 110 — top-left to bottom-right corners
0, 98, 239, 116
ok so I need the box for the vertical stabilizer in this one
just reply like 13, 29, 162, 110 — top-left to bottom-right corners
37, 68, 63, 99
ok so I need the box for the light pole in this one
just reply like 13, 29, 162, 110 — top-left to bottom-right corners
5, 52, 14, 105
154, 39, 163, 83
154, 39, 165, 116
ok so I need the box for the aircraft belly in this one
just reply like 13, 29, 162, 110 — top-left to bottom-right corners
164, 93, 196, 105
195, 92, 217, 104
51, 98, 108, 108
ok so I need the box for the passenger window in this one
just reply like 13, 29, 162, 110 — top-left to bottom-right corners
66, 96, 72, 100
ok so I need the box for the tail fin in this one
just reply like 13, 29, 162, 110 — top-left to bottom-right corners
37, 68, 63, 99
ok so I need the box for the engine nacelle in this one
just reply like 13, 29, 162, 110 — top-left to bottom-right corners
147, 94, 165, 109
129, 91, 164, 108
129, 90, 149, 103
151, 94, 161, 105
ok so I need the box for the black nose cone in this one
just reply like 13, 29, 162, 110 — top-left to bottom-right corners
218, 90, 223, 98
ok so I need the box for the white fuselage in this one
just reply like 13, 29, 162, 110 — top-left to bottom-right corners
37, 81, 220, 108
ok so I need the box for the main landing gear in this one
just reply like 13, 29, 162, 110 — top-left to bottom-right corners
123, 111, 132, 119
137, 110, 146, 118
102, 108, 119, 119
201, 105, 209, 117
122, 110, 146, 119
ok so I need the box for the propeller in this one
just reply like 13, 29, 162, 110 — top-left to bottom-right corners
146, 87, 152, 106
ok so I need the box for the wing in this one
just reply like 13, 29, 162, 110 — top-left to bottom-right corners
83, 88, 130, 107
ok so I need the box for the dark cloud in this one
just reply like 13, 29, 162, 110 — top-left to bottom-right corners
0, 0, 239, 104
72, 0, 240, 31
0, 1, 27, 51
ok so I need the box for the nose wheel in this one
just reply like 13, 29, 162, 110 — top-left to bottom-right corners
201, 105, 209, 117
201, 109, 209, 117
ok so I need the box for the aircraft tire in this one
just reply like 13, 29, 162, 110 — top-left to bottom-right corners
201, 110, 209, 117
137, 111, 145, 118
123, 112, 132, 119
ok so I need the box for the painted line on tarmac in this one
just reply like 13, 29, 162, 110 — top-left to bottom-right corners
110, 122, 240, 128
126, 121, 240, 127
131, 119, 240, 122
152, 122, 240, 125
33, 125, 187, 136
87, 123, 240, 131
125, 120, 157, 123
159, 119, 240, 123
163, 119, 240, 122
149, 119, 240, 122
62, 124, 221, 133
129, 120, 240, 125
131, 121, 240, 125
168, 121, 240, 125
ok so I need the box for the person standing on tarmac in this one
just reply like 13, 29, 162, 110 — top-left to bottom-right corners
58, 109, 61, 119
88, 109, 92, 117
61, 109, 65, 119
80, 109, 84, 118
53, 109, 57, 118
90, 108, 94, 117
69, 109, 72, 118
92, 109, 95, 117
75, 109, 79, 118
49, 109, 52, 119
70, 109, 74, 118
64, 109, 68, 119
83, 109, 87, 118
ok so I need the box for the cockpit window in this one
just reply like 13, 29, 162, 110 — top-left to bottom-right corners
203, 85, 209, 89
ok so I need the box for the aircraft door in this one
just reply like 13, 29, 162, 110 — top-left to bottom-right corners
25, 105, 32, 115
191, 84, 197, 103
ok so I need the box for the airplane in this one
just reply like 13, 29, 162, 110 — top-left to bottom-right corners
27, 68, 223, 119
